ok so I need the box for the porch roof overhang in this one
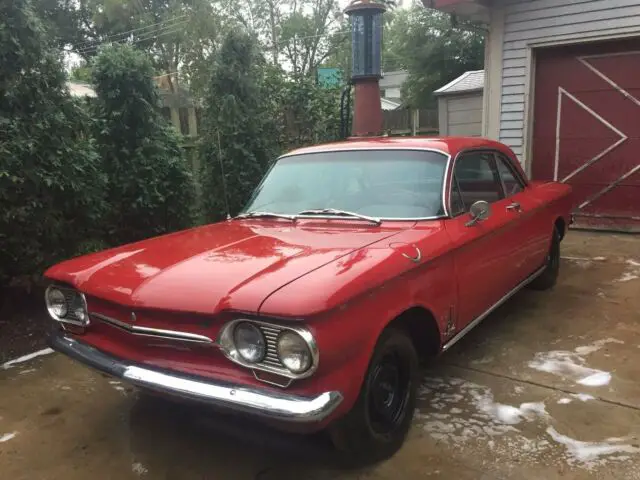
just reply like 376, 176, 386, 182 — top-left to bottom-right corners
422, 0, 491, 23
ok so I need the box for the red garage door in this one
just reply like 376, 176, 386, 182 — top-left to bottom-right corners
532, 39, 640, 231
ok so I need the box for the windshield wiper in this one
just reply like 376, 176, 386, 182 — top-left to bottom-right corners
297, 208, 382, 226
233, 211, 297, 222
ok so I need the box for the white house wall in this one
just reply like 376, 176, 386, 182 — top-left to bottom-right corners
488, 0, 640, 165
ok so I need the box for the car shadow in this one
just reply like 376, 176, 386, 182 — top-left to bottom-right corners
126, 393, 378, 479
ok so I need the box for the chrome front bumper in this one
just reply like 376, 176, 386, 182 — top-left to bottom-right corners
48, 330, 343, 423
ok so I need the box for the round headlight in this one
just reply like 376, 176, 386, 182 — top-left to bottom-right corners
233, 322, 266, 363
45, 287, 68, 319
73, 307, 87, 323
277, 331, 312, 373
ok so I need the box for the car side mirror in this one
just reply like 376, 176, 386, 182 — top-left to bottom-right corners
465, 201, 491, 227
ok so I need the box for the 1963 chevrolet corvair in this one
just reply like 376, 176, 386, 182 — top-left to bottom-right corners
44, 137, 572, 461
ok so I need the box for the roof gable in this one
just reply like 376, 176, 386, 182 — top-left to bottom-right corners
434, 70, 485, 95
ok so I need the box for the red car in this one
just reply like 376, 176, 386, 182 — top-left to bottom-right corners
44, 137, 572, 461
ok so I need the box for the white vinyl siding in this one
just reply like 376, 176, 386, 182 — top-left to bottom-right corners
494, 0, 640, 160
438, 93, 484, 136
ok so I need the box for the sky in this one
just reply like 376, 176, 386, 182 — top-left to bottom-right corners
65, 0, 413, 74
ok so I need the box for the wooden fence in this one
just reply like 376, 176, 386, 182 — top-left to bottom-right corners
382, 108, 439, 136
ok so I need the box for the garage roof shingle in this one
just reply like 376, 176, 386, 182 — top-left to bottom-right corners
434, 70, 485, 95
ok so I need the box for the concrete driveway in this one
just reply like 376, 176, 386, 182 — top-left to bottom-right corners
1, 232, 639, 480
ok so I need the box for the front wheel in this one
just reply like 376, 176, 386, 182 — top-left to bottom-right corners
528, 227, 560, 291
329, 327, 419, 464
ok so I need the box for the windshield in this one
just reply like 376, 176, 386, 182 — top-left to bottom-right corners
242, 149, 448, 219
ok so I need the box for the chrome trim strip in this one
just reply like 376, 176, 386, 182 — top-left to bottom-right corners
573, 212, 640, 221
442, 265, 547, 352
401, 246, 422, 264
90, 312, 214, 344
48, 331, 343, 423
278, 146, 450, 159
441, 150, 453, 218
217, 319, 320, 381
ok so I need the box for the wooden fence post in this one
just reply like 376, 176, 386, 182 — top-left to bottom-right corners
411, 109, 419, 136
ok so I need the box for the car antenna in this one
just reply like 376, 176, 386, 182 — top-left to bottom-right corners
217, 130, 231, 220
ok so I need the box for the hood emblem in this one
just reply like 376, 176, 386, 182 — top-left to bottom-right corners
130, 312, 137, 323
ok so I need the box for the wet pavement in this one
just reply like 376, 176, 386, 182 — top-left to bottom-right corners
1, 231, 639, 480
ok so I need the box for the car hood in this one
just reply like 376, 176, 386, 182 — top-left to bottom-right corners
45, 220, 410, 314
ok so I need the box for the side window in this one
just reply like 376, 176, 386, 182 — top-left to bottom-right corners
455, 152, 496, 182
496, 154, 525, 197
452, 152, 503, 213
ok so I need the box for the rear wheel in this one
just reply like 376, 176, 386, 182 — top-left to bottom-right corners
329, 327, 419, 464
528, 228, 560, 291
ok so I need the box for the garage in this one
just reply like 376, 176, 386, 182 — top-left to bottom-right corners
531, 39, 640, 231
428, 0, 640, 233
434, 70, 484, 137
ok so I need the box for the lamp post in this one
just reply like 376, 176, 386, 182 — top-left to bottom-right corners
345, 0, 387, 137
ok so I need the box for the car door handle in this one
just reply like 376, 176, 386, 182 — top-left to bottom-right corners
506, 202, 521, 212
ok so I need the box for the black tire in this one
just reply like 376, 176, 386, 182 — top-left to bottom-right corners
528, 227, 560, 291
329, 327, 419, 465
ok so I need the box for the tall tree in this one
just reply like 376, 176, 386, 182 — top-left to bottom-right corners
279, 0, 346, 78
33, 0, 86, 48
230, 0, 285, 64
71, 0, 228, 95
0, 0, 105, 283
233, 0, 347, 78
91, 45, 195, 244
394, 6, 484, 108
199, 30, 279, 221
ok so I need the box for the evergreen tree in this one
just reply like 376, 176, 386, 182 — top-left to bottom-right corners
91, 45, 196, 244
396, 7, 485, 108
199, 30, 279, 221
0, 0, 105, 283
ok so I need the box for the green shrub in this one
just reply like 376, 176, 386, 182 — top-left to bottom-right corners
91, 45, 196, 245
199, 30, 279, 221
274, 75, 342, 151
0, 0, 106, 284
